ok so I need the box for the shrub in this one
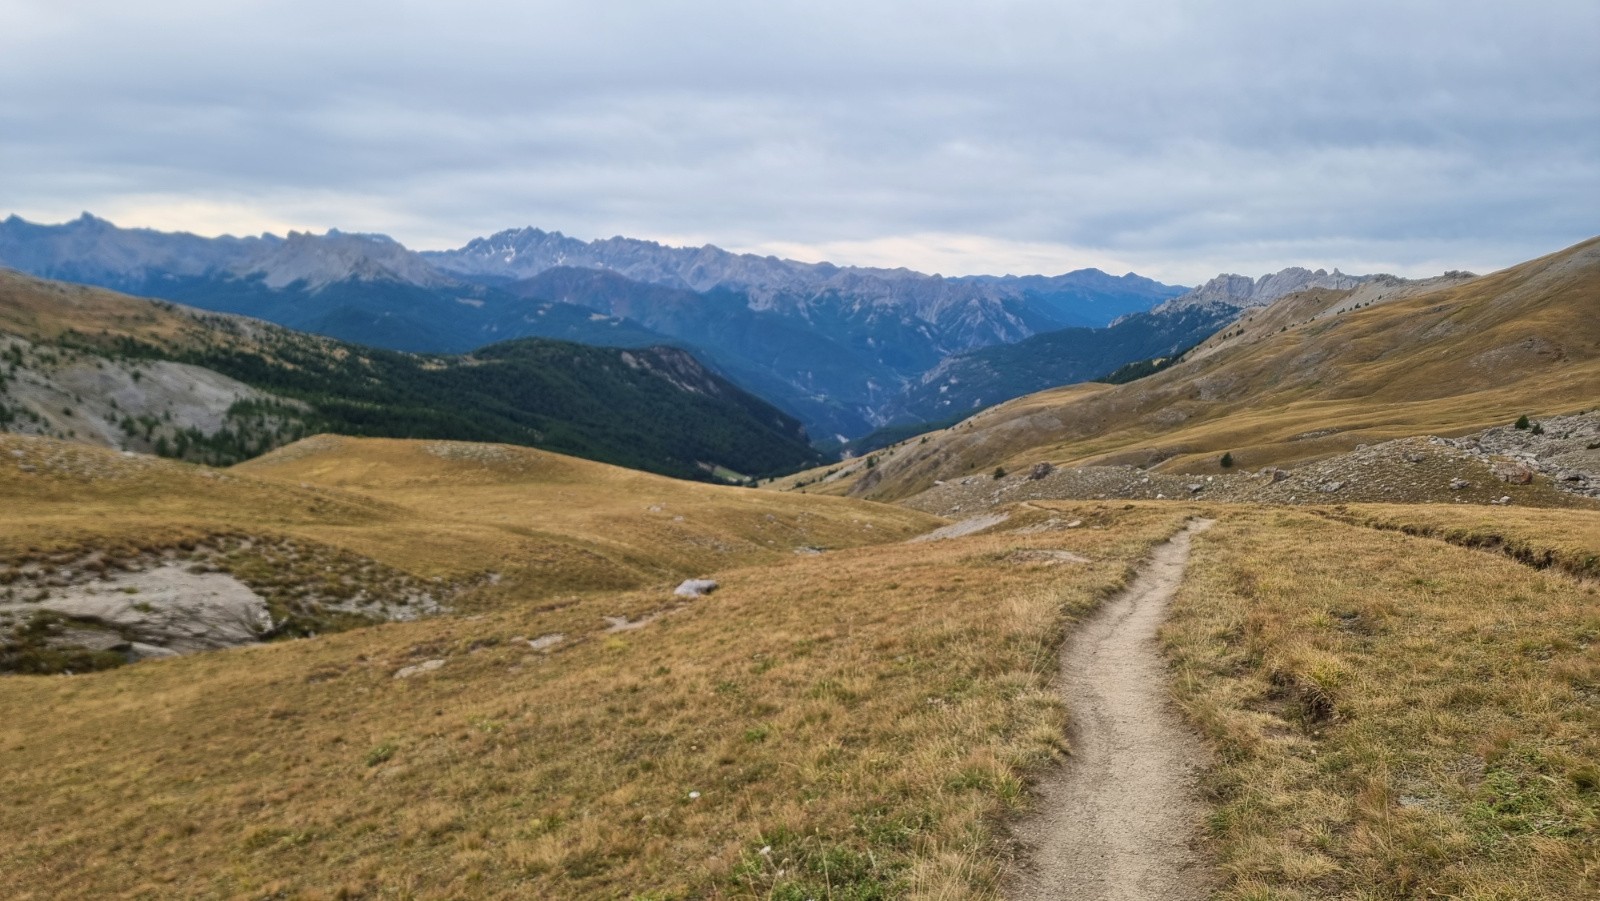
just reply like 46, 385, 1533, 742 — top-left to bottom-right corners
1220, 452, 1234, 469
992, 466, 1006, 480
1514, 415, 1530, 430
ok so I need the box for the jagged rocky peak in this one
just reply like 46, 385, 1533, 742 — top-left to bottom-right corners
433, 227, 594, 277
236, 229, 451, 290
1156, 266, 1388, 314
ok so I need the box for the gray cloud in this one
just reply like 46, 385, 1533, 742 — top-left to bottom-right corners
3, 0, 1595, 282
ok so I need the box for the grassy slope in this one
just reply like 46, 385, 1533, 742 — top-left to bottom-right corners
841, 237, 1600, 501
1, 433, 935, 593
1168, 507, 1599, 899
0, 497, 1192, 899
770, 384, 1113, 498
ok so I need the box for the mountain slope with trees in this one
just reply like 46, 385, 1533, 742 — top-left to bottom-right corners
0, 271, 820, 479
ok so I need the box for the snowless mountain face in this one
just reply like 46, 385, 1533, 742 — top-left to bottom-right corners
0, 213, 271, 289
239, 230, 455, 290
1154, 267, 1383, 315
0, 214, 451, 292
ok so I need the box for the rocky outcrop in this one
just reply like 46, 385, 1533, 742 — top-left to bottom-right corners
1443, 412, 1600, 499
0, 533, 459, 673
673, 579, 719, 598
0, 565, 274, 658
1153, 266, 1384, 315
897, 414, 1600, 516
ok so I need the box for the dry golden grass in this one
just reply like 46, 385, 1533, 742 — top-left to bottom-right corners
0, 500, 1193, 899
846, 237, 1600, 501
0, 269, 278, 350
1315, 502, 1600, 580
1166, 508, 1600, 899
1, 433, 939, 593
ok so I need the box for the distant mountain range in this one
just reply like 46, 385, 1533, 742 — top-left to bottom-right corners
0, 213, 1402, 443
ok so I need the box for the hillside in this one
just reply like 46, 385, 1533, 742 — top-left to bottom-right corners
0, 271, 821, 479
0, 433, 938, 670
832, 237, 1600, 501
883, 305, 1235, 423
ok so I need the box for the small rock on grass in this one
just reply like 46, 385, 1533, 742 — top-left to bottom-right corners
674, 579, 718, 598
525, 634, 564, 652
1491, 462, 1534, 484
394, 658, 445, 679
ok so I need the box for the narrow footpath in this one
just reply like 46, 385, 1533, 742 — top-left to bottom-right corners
1009, 519, 1216, 901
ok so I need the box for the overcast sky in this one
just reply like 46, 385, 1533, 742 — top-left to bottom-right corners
3, 1, 1595, 284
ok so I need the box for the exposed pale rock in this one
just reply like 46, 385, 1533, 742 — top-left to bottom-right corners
673, 579, 719, 598
394, 658, 446, 679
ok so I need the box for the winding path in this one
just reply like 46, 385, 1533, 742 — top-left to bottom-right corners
1009, 519, 1216, 901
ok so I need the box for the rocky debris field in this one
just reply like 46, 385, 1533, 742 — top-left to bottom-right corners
0, 534, 460, 674
1443, 412, 1600, 498
904, 412, 1600, 517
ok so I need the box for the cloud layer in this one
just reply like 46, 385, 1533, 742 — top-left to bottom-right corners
4, 1, 1596, 282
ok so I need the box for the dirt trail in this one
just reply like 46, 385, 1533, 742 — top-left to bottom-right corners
1009, 519, 1216, 901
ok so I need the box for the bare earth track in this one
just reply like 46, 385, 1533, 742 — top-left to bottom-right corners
1010, 519, 1216, 901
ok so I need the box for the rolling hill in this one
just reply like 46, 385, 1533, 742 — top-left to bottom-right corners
1, 433, 1594, 897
